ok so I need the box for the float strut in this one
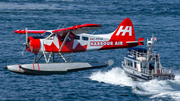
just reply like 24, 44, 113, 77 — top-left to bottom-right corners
53, 53, 55, 63
34, 54, 37, 63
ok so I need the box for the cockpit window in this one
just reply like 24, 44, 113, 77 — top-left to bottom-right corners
42, 32, 51, 38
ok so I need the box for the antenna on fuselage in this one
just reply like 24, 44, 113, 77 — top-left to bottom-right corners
92, 31, 96, 35
63, 23, 67, 28
57, 24, 61, 29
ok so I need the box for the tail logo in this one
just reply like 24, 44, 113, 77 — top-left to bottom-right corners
116, 26, 132, 36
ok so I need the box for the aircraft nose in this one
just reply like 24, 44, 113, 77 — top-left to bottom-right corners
26, 36, 40, 54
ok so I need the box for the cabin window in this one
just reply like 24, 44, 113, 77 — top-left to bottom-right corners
82, 36, 88, 41
134, 62, 137, 68
142, 62, 148, 69
126, 59, 133, 67
60, 36, 71, 42
74, 35, 80, 40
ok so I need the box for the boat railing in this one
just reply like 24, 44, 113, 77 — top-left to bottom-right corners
151, 68, 172, 75
129, 50, 148, 59
129, 50, 160, 62
161, 68, 172, 74
141, 68, 151, 75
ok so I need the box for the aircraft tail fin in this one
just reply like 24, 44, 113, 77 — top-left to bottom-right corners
110, 18, 135, 41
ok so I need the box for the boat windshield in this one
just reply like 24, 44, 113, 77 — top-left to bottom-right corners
149, 62, 154, 70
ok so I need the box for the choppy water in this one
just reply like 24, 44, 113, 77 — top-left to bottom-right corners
1, 0, 180, 100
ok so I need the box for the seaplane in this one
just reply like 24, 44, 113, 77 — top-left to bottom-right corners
6, 18, 144, 75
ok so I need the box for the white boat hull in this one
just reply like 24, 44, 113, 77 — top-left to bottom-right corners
122, 64, 175, 81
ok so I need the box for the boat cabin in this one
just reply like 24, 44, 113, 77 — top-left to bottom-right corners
124, 47, 165, 75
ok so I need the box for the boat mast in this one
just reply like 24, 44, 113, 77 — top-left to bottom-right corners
147, 34, 157, 54
147, 34, 158, 73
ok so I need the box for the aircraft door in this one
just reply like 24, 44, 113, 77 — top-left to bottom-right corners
58, 33, 73, 53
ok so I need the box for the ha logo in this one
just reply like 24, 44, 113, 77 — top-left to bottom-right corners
116, 26, 132, 36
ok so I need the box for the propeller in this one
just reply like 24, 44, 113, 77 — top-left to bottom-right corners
22, 28, 28, 56
22, 47, 26, 56
23, 27, 28, 46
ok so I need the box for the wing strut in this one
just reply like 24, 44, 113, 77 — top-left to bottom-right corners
59, 31, 70, 53
58, 31, 71, 63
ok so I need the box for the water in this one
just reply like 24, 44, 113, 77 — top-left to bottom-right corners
1, 0, 180, 100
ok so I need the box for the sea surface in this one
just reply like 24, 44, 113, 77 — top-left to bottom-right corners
1, 0, 180, 101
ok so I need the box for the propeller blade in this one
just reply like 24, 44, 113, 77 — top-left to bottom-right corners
22, 47, 26, 56
22, 28, 28, 56
23, 27, 28, 45
26, 27, 28, 44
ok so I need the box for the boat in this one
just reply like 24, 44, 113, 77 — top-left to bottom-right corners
122, 35, 175, 81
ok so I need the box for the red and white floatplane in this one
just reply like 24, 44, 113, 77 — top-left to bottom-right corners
6, 18, 143, 75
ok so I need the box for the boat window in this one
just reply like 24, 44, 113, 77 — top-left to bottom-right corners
134, 62, 137, 68
142, 62, 148, 68
74, 35, 80, 40
82, 36, 88, 41
149, 62, 154, 67
149, 62, 154, 70
126, 59, 133, 67
156, 63, 159, 68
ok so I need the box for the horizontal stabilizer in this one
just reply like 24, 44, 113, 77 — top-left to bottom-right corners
138, 38, 144, 45
126, 38, 144, 45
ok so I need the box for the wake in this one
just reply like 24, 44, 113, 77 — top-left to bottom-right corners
89, 67, 180, 100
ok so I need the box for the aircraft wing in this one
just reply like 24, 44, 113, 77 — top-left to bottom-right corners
14, 24, 102, 34
14, 30, 46, 34
52, 24, 102, 34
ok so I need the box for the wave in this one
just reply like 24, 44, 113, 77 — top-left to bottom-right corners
89, 67, 180, 100
89, 67, 133, 87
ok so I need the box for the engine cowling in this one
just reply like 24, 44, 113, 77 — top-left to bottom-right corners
26, 36, 40, 54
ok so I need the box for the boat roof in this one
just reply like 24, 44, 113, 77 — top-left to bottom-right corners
127, 47, 147, 52
125, 53, 136, 60
125, 47, 147, 60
